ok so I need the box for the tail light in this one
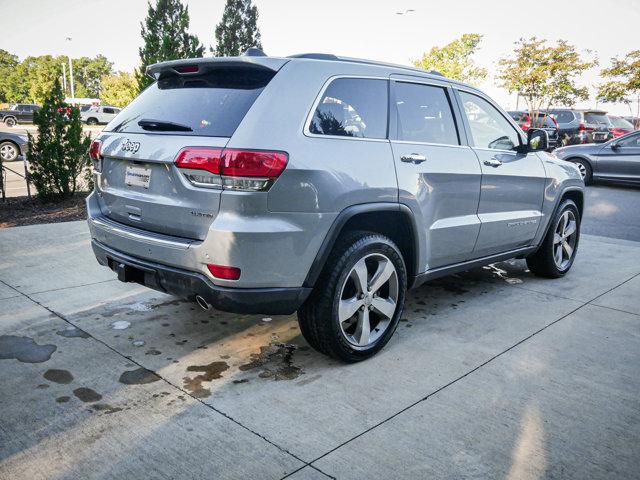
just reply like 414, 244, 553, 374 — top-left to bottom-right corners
578, 123, 594, 132
207, 264, 241, 280
175, 147, 288, 191
89, 139, 102, 172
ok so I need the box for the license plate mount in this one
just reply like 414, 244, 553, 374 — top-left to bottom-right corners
125, 165, 151, 189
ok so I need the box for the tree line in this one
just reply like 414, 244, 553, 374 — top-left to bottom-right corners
0, 0, 261, 108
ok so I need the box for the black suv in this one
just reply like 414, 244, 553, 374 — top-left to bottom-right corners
547, 109, 612, 146
508, 111, 559, 149
0, 104, 41, 127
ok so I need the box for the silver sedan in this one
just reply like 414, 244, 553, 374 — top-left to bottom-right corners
554, 130, 640, 184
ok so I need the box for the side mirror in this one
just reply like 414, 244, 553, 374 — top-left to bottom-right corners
527, 128, 549, 152
611, 142, 621, 150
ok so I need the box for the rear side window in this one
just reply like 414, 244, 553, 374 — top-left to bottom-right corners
309, 78, 388, 139
104, 66, 276, 137
395, 82, 459, 145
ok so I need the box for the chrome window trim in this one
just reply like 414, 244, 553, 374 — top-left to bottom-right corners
303, 74, 391, 143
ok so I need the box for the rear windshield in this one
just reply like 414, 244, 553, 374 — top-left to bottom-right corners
531, 114, 555, 127
584, 113, 611, 126
611, 117, 633, 128
549, 110, 574, 123
104, 66, 275, 137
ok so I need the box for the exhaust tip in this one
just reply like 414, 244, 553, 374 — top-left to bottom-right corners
195, 295, 211, 311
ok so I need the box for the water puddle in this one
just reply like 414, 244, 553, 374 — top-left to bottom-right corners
0, 335, 57, 363
56, 326, 90, 339
73, 387, 102, 403
183, 361, 230, 398
239, 343, 303, 381
119, 367, 161, 385
43, 369, 73, 384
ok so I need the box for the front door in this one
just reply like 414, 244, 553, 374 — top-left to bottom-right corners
390, 78, 482, 270
456, 90, 546, 258
595, 132, 640, 181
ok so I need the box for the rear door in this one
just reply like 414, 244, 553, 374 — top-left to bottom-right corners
390, 76, 482, 269
455, 89, 545, 258
95, 64, 278, 240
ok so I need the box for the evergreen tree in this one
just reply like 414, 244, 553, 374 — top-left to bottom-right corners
27, 78, 91, 200
213, 0, 262, 57
136, 0, 204, 92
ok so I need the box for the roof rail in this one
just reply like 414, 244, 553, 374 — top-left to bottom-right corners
288, 53, 339, 60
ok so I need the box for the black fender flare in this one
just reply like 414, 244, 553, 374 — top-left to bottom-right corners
537, 186, 584, 248
302, 202, 420, 288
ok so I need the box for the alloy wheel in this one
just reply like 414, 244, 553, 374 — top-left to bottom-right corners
553, 210, 578, 270
576, 162, 587, 180
338, 253, 399, 347
0, 143, 17, 161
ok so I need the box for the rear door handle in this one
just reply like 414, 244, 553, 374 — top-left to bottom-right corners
400, 153, 427, 164
483, 158, 503, 167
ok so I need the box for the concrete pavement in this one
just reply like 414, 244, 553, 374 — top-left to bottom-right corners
0, 221, 639, 479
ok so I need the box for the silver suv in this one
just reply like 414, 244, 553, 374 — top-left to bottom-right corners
87, 52, 584, 362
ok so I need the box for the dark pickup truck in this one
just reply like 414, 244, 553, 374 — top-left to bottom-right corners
0, 104, 41, 127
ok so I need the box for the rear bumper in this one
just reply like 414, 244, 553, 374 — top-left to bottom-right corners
92, 239, 311, 315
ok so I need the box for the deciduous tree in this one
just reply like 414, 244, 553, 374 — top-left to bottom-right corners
413, 33, 487, 85
100, 72, 138, 107
597, 50, 640, 119
497, 37, 595, 122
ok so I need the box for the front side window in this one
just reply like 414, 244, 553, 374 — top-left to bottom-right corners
395, 82, 459, 145
618, 132, 640, 147
309, 78, 388, 139
459, 91, 520, 151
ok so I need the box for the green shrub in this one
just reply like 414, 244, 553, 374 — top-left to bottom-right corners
27, 78, 91, 200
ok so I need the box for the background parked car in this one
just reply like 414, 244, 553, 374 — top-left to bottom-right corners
608, 116, 635, 138
0, 132, 28, 162
0, 104, 41, 127
507, 110, 559, 149
547, 109, 612, 146
81, 105, 121, 125
623, 116, 640, 130
554, 130, 640, 184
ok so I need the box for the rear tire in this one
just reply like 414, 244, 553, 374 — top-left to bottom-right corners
527, 199, 580, 278
86, 117, 98, 125
569, 158, 592, 185
297, 231, 407, 362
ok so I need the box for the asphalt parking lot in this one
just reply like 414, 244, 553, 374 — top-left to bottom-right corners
1, 220, 639, 479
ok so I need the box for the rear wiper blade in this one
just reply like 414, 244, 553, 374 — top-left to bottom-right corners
137, 119, 192, 132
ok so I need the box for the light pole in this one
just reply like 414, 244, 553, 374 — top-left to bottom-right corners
61, 62, 67, 95
65, 37, 75, 99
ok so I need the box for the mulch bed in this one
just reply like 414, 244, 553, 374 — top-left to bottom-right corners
0, 192, 89, 228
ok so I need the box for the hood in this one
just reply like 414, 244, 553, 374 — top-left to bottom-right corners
554, 143, 603, 158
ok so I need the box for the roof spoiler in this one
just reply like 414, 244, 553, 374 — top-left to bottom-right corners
146, 55, 288, 79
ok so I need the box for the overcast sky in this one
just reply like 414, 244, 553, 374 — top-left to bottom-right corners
1, 0, 639, 115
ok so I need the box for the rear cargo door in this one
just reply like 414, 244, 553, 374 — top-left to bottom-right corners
96, 64, 278, 240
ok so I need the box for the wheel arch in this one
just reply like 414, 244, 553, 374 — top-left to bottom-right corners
3, 115, 17, 124
538, 186, 584, 246
565, 155, 594, 173
303, 203, 419, 289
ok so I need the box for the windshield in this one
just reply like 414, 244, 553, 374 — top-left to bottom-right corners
105, 66, 276, 137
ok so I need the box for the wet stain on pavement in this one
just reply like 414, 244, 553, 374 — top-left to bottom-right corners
43, 369, 74, 384
119, 367, 161, 385
91, 403, 123, 414
239, 343, 303, 381
145, 349, 161, 355
36, 384, 49, 389
56, 396, 70, 403
183, 361, 230, 398
56, 326, 90, 339
0, 335, 57, 363
73, 387, 102, 403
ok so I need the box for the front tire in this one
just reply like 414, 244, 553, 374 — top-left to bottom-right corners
0, 141, 19, 161
86, 117, 98, 125
569, 158, 592, 185
3, 117, 16, 127
527, 199, 580, 278
298, 231, 407, 362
